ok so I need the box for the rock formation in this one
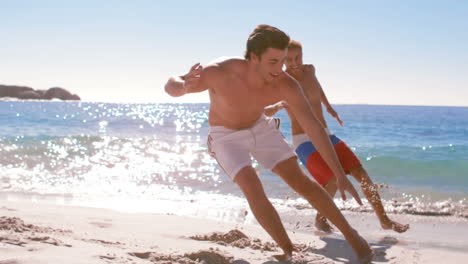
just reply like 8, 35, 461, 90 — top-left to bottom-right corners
0, 85, 80, 101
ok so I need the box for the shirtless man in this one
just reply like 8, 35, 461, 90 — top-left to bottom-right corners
165, 25, 373, 262
265, 40, 409, 233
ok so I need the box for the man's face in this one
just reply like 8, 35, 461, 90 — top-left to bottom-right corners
285, 47, 303, 75
252, 47, 287, 83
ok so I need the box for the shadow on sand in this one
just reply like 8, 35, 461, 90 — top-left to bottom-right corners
232, 235, 398, 264
303, 236, 395, 263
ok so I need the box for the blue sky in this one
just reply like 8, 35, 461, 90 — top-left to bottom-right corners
1, 0, 467, 106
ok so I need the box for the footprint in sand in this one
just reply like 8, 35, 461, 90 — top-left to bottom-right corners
99, 254, 116, 260
98, 254, 134, 264
129, 250, 233, 264
84, 238, 124, 246
0, 260, 21, 264
89, 221, 112, 228
88, 217, 112, 228
0, 207, 17, 212
0, 235, 27, 247
28, 236, 72, 247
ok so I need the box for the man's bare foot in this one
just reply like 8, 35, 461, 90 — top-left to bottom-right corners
315, 215, 333, 233
381, 219, 410, 233
273, 253, 292, 262
348, 230, 374, 264
359, 249, 375, 264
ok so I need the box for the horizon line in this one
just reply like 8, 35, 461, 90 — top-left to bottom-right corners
2, 98, 468, 108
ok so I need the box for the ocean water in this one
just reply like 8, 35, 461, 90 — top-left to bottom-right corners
1, 101, 467, 222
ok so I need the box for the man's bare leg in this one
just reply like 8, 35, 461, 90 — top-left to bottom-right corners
234, 166, 293, 261
315, 166, 409, 233
315, 180, 337, 233
272, 157, 373, 262
350, 166, 409, 233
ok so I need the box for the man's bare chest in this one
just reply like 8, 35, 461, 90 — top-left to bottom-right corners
215, 80, 280, 107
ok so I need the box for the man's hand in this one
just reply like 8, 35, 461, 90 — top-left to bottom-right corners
302, 64, 315, 73
336, 175, 362, 205
275, 100, 288, 110
165, 62, 206, 97
183, 63, 203, 91
264, 100, 288, 117
327, 107, 344, 126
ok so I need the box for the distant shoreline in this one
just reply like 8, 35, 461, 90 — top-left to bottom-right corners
1, 99, 467, 108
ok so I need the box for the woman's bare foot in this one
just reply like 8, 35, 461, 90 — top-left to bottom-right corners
381, 219, 410, 233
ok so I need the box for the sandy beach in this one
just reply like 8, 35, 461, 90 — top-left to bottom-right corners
1, 200, 467, 264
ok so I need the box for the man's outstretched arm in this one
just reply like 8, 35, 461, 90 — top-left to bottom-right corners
303, 64, 343, 126
320, 87, 343, 126
165, 63, 208, 97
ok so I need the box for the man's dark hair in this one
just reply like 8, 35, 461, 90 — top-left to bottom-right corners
244, 24, 290, 60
